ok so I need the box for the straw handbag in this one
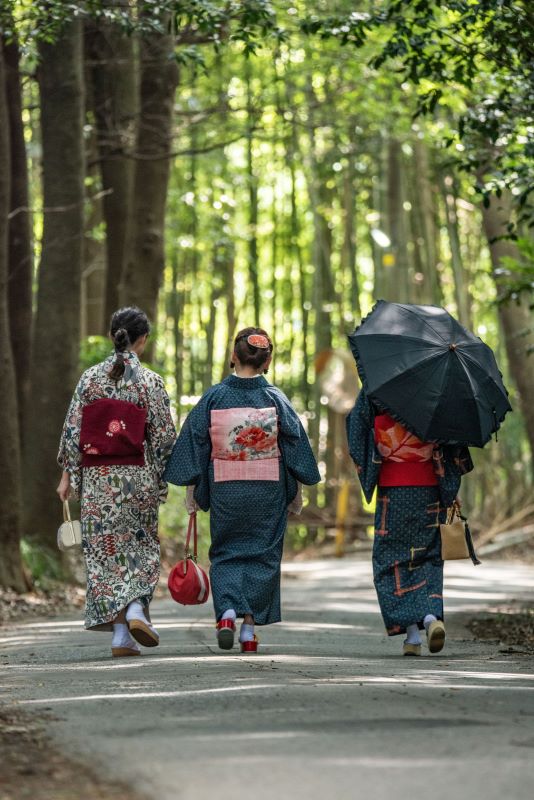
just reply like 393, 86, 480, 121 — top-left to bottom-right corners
57, 501, 82, 551
440, 502, 481, 565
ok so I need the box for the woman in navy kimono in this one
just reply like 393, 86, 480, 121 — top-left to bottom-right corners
346, 389, 473, 656
164, 327, 320, 653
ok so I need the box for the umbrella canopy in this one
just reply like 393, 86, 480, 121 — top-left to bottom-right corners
348, 300, 511, 447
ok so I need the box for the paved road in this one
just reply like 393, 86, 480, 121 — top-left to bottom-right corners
1, 558, 534, 800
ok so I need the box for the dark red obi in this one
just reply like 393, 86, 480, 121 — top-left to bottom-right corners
79, 398, 147, 467
374, 413, 438, 487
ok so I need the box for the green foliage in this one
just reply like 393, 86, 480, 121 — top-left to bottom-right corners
497, 238, 534, 327
80, 335, 111, 372
299, 1, 534, 230
20, 539, 64, 585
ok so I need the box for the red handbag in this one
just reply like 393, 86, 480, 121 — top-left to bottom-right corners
167, 513, 210, 605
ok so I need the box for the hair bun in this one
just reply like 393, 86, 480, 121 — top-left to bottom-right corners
114, 328, 130, 350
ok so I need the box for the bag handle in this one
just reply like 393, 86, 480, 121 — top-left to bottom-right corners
446, 499, 462, 525
445, 500, 481, 566
184, 512, 198, 562
63, 500, 72, 523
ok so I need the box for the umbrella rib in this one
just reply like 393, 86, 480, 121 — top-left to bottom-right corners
453, 353, 484, 445
395, 304, 450, 344
456, 348, 510, 402
371, 352, 449, 438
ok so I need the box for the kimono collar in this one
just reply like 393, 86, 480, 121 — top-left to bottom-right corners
106, 350, 142, 386
225, 374, 268, 390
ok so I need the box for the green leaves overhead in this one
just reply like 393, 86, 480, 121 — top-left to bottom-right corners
298, 1, 534, 228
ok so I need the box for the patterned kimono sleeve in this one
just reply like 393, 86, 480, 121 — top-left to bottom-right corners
433, 445, 474, 509
269, 389, 321, 505
345, 390, 382, 504
57, 378, 84, 500
146, 376, 177, 503
163, 393, 213, 511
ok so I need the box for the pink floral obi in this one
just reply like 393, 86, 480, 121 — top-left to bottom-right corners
210, 407, 280, 482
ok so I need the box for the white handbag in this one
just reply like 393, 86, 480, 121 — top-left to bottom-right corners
57, 500, 82, 551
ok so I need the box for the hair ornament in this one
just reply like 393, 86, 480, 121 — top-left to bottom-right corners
247, 334, 270, 349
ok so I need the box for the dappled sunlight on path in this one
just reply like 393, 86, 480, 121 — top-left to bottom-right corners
1, 558, 534, 800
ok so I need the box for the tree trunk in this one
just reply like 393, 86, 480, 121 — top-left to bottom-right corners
0, 39, 27, 591
24, 19, 85, 551
121, 11, 178, 327
4, 28, 32, 442
81, 71, 106, 337
341, 148, 360, 319
86, 1, 136, 328
385, 138, 411, 302
170, 249, 184, 419
439, 172, 472, 328
245, 61, 260, 326
481, 191, 534, 459
412, 141, 441, 305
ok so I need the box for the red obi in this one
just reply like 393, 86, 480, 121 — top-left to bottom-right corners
79, 398, 147, 467
374, 413, 438, 487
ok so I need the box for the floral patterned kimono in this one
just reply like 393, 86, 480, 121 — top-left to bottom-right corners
164, 374, 321, 625
58, 351, 176, 630
346, 390, 473, 636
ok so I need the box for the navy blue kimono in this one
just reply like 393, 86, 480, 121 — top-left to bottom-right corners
346, 390, 473, 636
164, 375, 320, 624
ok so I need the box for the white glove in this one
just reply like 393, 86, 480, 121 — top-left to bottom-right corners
185, 485, 199, 514
287, 483, 303, 515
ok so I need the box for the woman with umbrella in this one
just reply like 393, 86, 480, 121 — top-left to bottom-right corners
346, 301, 510, 656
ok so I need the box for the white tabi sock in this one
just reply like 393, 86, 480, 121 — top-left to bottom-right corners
126, 600, 158, 637
405, 623, 422, 645
240, 623, 255, 643
221, 609, 237, 622
112, 623, 140, 651
424, 614, 437, 631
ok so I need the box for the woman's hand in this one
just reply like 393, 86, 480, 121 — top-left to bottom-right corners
455, 495, 462, 508
185, 484, 199, 514
56, 471, 71, 502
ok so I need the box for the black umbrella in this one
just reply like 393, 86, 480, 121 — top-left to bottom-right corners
348, 300, 511, 447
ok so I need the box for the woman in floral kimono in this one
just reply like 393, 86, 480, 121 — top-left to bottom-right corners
346, 389, 473, 656
164, 327, 320, 653
57, 307, 176, 657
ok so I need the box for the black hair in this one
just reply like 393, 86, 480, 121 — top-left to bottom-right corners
108, 306, 150, 381
230, 327, 273, 374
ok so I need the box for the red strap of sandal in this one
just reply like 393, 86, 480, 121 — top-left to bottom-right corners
216, 618, 235, 631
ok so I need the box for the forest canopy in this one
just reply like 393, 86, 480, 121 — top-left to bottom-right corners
0, 0, 533, 591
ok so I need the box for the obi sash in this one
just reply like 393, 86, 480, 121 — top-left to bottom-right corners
374, 413, 438, 487
79, 398, 147, 467
210, 407, 280, 482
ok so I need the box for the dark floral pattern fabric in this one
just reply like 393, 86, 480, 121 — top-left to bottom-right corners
58, 352, 176, 629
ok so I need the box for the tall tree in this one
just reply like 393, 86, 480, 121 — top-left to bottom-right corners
85, 0, 136, 327
0, 38, 26, 591
121, 9, 179, 325
4, 23, 32, 440
24, 18, 85, 551
481, 191, 534, 459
